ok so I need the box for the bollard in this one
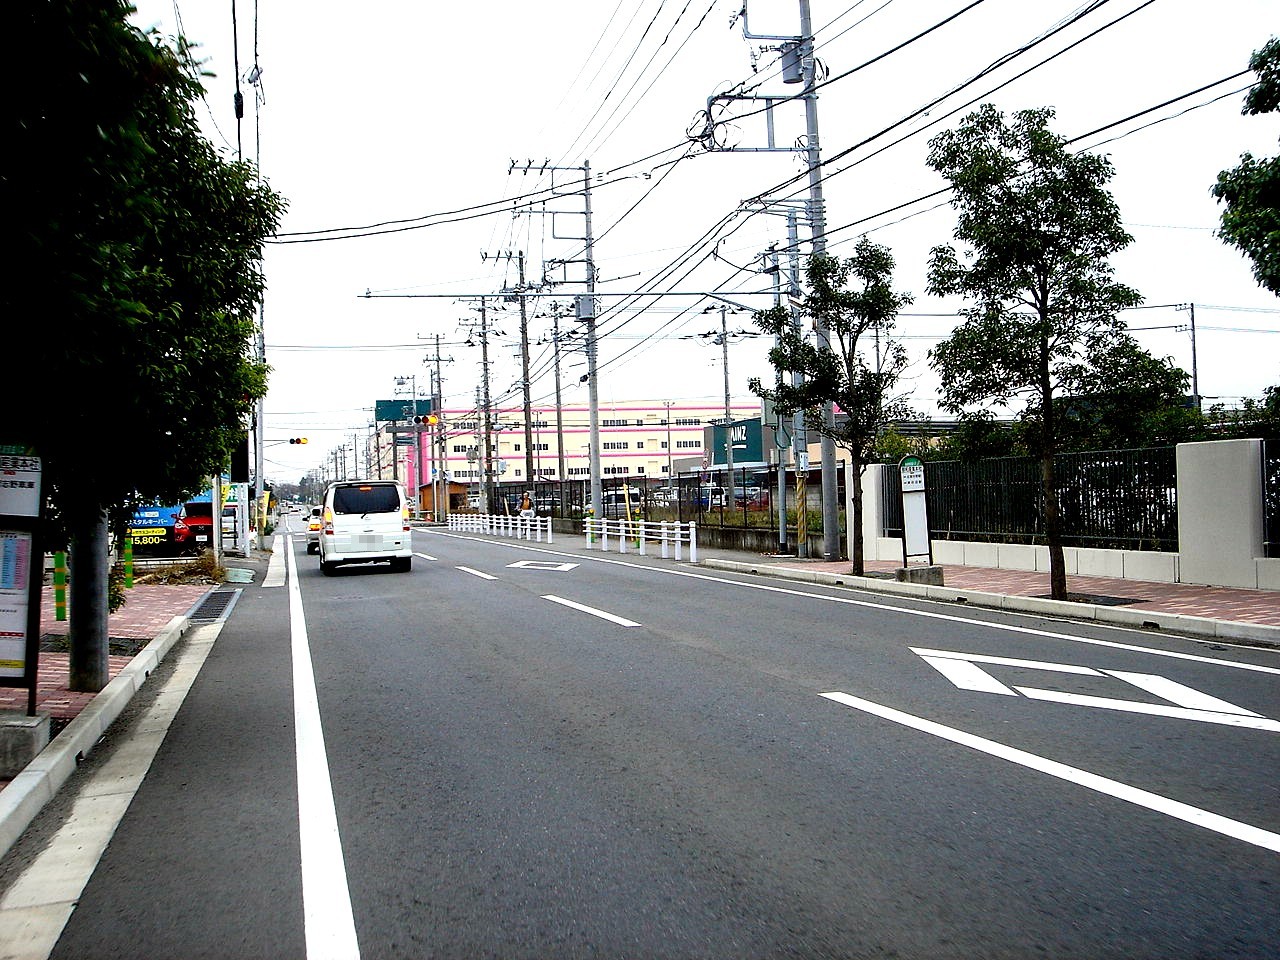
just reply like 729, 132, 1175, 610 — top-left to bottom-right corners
123, 536, 134, 588
54, 551, 68, 621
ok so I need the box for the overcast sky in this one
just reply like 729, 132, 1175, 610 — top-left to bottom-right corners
127, 0, 1279, 484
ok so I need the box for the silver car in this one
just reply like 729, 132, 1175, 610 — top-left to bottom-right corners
305, 506, 323, 554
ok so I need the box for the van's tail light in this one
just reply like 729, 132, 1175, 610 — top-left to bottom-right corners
402, 506, 410, 532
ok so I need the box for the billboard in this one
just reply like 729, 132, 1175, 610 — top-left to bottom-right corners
127, 486, 217, 557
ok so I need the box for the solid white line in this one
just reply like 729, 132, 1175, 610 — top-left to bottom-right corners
287, 544, 361, 959
426, 531, 1280, 676
542, 595, 641, 627
820, 690, 1280, 853
456, 565, 497, 580
1014, 686, 1280, 731
910, 647, 1103, 676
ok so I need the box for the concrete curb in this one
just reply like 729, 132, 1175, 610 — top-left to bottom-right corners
0, 613, 195, 861
701, 559, 1280, 648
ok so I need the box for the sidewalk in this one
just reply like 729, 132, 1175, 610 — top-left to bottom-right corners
727, 553, 1280, 635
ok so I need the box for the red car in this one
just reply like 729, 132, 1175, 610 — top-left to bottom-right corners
173, 502, 215, 553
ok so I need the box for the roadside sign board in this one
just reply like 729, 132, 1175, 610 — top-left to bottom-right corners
899, 455, 932, 565
0, 448, 42, 707
375, 398, 432, 422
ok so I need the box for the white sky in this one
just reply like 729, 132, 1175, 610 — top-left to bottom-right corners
126, 0, 1280, 485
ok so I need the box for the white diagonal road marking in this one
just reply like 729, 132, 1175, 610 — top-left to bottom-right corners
821, 691, 1280, 853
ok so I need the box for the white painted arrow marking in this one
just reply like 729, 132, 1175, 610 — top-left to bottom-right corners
911, 647, 1278, 732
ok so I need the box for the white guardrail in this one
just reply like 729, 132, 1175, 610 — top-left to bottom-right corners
448, 513, 554, 543
584, 518, 697, 562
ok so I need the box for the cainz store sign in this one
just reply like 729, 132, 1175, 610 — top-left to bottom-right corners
708, 418, 764, 467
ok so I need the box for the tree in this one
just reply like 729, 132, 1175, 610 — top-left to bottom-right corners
750, 241, 913, 575
3, 2, 285, 689
925, 105, 1142, 600
1212, 37, 1280, 296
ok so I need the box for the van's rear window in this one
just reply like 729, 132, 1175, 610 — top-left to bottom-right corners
332, 485, 400, 514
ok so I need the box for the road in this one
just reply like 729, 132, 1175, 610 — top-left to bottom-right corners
2, 520, 1277, 959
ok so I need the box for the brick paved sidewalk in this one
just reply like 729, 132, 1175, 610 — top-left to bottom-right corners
0, 583, 211, 720
771, 557, 1280, 627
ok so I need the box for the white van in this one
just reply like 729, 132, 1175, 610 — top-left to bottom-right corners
319, 479, 413, 575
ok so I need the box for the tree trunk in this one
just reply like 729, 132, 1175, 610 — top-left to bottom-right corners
850, 454, 864, 577
1041, 448, 1067, 600
1038, 326, 1067, 600
68, 507, 111, 692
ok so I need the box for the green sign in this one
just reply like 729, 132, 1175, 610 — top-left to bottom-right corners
375, 398, 432, 422
709, 418, 764, 467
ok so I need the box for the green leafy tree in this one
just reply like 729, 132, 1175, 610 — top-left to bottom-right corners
925, 105, 1142, 600
750, 241, 913, 575
1213, 37, 1280, 296
3, 1, 284, 689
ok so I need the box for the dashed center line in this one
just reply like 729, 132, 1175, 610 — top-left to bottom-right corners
542, 595, 640, 627
456, 566, 498, 580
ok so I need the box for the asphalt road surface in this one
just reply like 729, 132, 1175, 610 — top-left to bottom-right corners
3, 522, 1277, 959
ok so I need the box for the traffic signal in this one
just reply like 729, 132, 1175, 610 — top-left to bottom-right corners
413, 415, 438, 425
288, 437, 309, 444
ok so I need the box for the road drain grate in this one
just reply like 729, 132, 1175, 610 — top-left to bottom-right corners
190, 589, 240, 622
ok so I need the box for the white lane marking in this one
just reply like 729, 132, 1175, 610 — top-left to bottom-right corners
542, 595, 641, 627
456, 565, 498, 580
1104, 671, 1260, 715
0, 625, 221, 959
287, 542, 361, 959
1013, 687, 1280, 731
507, 560, 578, 571
414, 553, 438, 561
911, 647, 1102, 676
819, 691, 1280, 854
262, 533, 287, 586
425, 531, 1280, 676
913, 648, 1275, 730
919, 656, 1017, 696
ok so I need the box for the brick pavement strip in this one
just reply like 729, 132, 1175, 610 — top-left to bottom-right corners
0, 583, 213, 791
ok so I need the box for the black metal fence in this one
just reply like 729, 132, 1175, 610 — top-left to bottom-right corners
881, 447, 1178, 552
1264, 438, 1280, 559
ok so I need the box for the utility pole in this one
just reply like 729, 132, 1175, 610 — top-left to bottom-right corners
797, 0, 840, 561
1178, 302, 1201, 412
479, 297, 494, 512
786, 209, 810, 558
554, 311, 567, 482
582, 161, 603, 522
517, 252, 535, 485
706, 0, 835, 558
719, 305, 736, 509
508, 158, 601, 519
430, 334, 449, 518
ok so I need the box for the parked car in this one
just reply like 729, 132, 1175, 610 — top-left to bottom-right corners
173, 501, 215, 553
319, 479, 412, 575
698, 485, 726, 508
305, 506, 323, 554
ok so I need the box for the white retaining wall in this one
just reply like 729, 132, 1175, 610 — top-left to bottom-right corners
856, 438, 1279, 590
